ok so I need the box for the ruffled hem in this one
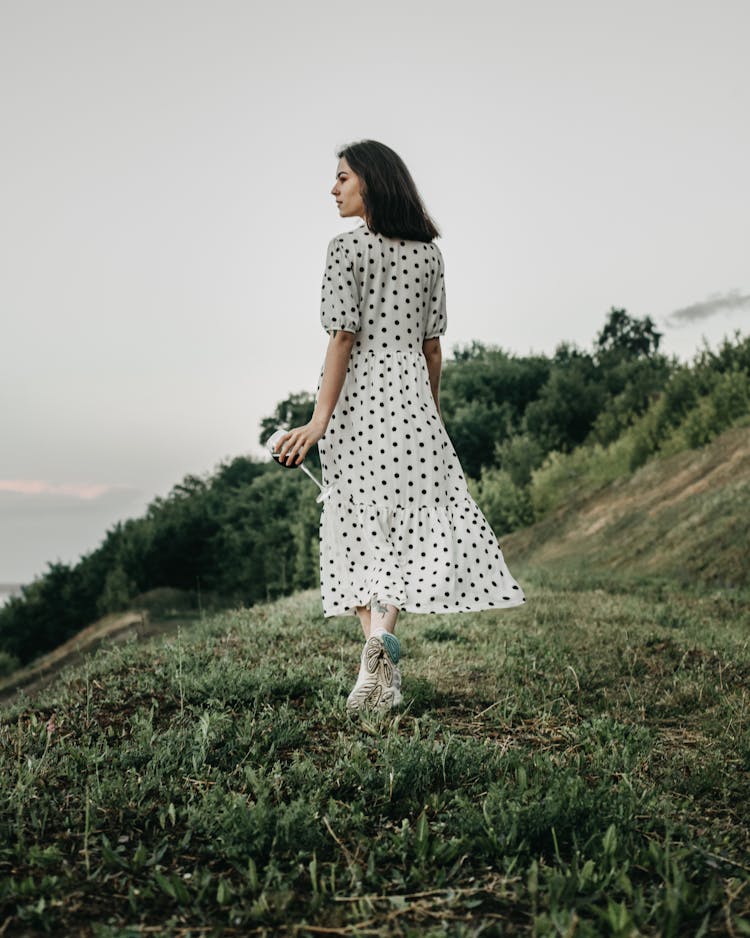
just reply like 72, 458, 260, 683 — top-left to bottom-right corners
322, 593, 527, 619
319, 492, 526, 619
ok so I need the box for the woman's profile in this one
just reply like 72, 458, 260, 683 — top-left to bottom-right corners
274, 139, 526, 712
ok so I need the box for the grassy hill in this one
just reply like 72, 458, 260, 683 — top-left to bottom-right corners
1, 582, 749, 935
502, 424, 750, 592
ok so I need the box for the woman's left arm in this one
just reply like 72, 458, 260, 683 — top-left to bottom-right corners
275, 330, 356, 466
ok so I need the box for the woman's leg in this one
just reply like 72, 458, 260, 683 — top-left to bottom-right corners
347, 597, 402, 711
370, 596, 399, 635
355, 605, 371, 640
355, 598, 399, 639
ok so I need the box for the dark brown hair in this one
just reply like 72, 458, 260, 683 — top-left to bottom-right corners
336, 139, 441, 242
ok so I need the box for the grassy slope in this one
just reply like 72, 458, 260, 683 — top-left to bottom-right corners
502, 424, 750, 591
0, 612, 151, 704
1, 583, 749, 936
0, 609, 207, 706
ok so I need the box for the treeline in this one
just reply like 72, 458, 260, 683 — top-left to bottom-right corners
462, 314, 750, 531
1, 310, 748, 675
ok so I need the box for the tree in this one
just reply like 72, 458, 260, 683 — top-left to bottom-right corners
522, 347, 606, 452
439, 345, 551, 478
594, 308, 663, 362
97, 564, 137, 615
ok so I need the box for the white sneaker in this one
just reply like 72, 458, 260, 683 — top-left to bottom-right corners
346, 635, 402, 711
345, 637, 380, 711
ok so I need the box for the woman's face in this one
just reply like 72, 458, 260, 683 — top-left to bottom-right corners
331, 157, 367, 222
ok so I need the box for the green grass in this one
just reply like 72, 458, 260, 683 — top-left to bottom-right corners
1, 576, 749, 936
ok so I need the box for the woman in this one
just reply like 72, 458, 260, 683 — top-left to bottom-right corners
274, 139, 526, 713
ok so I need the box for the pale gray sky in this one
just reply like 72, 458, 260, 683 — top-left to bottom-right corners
1, 0, 748, 585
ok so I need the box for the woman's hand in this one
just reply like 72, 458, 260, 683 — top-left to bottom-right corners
274, 419, 327, 466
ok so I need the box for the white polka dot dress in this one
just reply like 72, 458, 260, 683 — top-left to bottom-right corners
315, 223, 526, 618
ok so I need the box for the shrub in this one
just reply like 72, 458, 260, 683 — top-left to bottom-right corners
663, 368, 750, 453
494, 433, 546, 487
468, 467, 534, 534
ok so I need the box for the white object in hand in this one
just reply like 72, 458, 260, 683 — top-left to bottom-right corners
264, 427, 337, 504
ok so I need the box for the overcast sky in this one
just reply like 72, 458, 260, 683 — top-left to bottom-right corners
1, 0, 748, 587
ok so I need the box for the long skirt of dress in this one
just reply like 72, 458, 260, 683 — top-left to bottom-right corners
315, 347, 526, 618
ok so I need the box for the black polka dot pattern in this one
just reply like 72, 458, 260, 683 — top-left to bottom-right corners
315, 223, 526, 618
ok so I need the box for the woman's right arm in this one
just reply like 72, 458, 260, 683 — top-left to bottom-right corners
311, 330, 357, 431
422, 337, 442, 419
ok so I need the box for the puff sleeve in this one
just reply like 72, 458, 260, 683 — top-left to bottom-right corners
320, 236, 361, 335
424, 243, 447, 339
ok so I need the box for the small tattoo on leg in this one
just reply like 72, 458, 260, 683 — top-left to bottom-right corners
372, 596, 388, 615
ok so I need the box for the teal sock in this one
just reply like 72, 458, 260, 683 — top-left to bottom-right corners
382, 632, 401, 664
